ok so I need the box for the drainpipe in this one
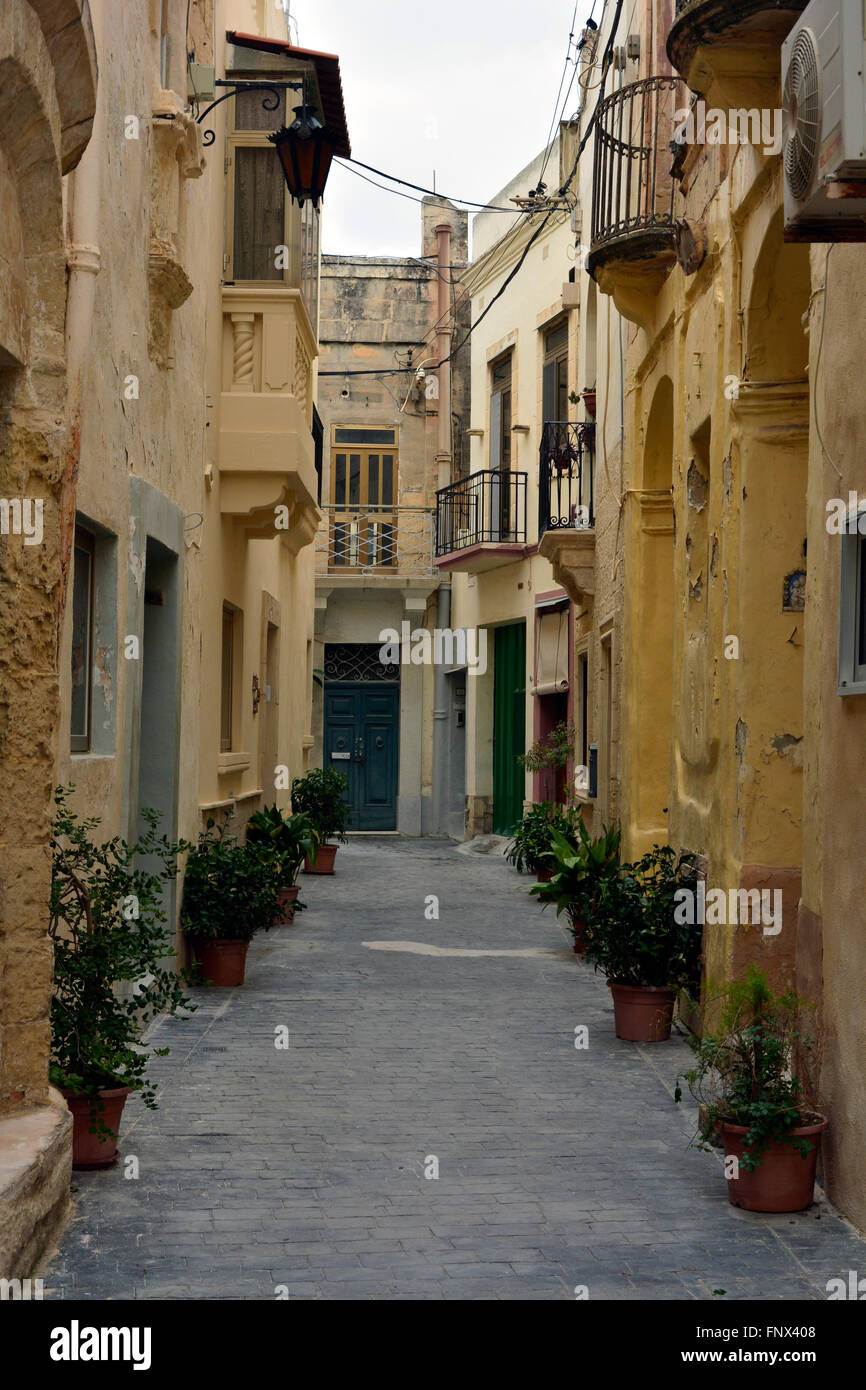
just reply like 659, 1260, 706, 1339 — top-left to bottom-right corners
432, 220, 453, 833
59, 23, 103, 654
435, 221, 452, 490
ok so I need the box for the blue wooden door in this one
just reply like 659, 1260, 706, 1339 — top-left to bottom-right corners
324, 684, 399, 831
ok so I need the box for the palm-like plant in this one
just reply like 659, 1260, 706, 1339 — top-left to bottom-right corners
530, 818, 621, 929
246, 805, 320, 886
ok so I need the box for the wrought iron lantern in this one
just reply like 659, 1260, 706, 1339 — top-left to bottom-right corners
269, 104, 338, 208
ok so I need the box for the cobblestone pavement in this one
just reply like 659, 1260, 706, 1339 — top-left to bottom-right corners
45, 836, 866, 1301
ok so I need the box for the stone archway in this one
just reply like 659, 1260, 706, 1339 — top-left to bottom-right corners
0, 0, 96, 1277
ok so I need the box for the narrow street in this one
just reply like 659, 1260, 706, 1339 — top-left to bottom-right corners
46, 839, 866, 1302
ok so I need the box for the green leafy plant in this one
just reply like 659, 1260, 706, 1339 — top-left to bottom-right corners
180, 820, 282, 943
582, 844, 701, 989
519, 721, 576, 776
49, 785, 194, 1117
291, 767, 350, 844
505, 802, 575, 874
530, 817, 621, 929
246, 805, 320, 886
675, 965, 819, 1172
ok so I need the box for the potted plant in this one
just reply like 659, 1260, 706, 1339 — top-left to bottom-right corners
585, 845, 701, 1040
49, 785, 195, 1169
291, 767, 350, 874
530, 818, 621, 954
505, 802, 573, 881
675, 965, 826, 1212
519, 721, 576, 806
180, 820, 282, 985
246, 805, 319, 923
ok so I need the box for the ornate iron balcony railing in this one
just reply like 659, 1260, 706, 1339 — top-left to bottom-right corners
539, 422, 595, 537
435, 469, 527, 558
589, 76, 682, 271
315, 505, 435, 577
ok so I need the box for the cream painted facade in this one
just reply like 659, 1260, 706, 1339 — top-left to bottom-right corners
1, 0, 343, 1275
313, 200, 470, 837
451, 113, 627, 839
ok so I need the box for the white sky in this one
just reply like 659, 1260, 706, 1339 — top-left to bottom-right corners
288, 0, 596, 258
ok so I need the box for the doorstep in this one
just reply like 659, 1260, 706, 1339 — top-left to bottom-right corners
0, 1089, 72, 1278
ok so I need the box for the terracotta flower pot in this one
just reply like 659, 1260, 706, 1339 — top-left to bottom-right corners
609, 982, 676, 1042
276, 884, 300, 924
582, 390, 597, 417
722, 1117, 827, 1212
304, 843, 338, 875
568, 910, 589, 956
64, 1086, 131, 1170
536, 867, 553, 884
193, 937, 250, 986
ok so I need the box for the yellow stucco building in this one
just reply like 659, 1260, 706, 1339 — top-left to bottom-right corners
579, 0, 866, 1229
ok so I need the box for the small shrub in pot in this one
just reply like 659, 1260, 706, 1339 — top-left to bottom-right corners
181, 820, 282, 984
49, 785, 195, 1168
291, 767, 350, 874
675, 965, 825, 1211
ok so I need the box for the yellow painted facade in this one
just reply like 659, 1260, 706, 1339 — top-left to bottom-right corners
574, 0, 866, 1229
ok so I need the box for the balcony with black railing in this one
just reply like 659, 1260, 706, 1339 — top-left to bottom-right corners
587, 76, 682, 326
668, 0, 807, 105
538, 422, 595, 537
435, 469, 528, 573
538, 422, 597, 606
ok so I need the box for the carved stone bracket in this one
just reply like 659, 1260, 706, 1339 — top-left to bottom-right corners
538, 528, 596, 606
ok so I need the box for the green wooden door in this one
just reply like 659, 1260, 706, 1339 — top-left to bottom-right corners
493, 623, 526, 835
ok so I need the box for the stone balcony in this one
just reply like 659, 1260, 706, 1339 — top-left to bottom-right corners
668, 0, 808, 107
218, 285, 320, 552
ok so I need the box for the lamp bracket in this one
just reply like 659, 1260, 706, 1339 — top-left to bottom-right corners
197, 79, 304, 146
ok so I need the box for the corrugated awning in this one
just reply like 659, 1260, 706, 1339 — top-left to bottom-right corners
226, 31, 351, 158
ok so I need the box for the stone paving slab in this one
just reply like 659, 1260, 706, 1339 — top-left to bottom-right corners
44, 836, 866, 1301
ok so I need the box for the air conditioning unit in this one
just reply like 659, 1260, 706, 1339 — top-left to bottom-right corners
783, 0, 866, 240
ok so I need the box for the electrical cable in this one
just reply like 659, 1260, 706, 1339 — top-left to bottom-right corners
337, 156, 535, 213
320, 0, 624, 379
814, 244, 842, 480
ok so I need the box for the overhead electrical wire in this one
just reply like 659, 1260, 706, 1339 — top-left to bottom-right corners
336, 155, 538, 213
319, 0, 624, 379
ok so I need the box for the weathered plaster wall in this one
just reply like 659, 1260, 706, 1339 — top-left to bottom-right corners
56, 0, 209, 891
801, 244, 866, 1231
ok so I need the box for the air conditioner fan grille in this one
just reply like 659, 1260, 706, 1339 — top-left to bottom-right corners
784, 28, 821, 203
